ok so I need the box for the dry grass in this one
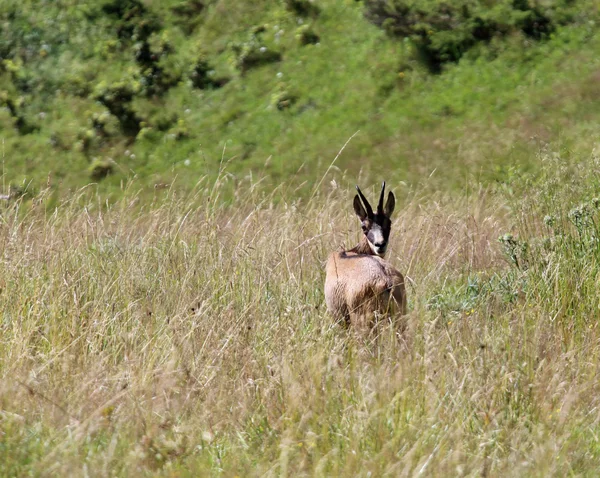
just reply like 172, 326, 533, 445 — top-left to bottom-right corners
1, 174, 600, 476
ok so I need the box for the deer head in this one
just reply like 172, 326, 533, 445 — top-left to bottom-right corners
353, 182, 396, 257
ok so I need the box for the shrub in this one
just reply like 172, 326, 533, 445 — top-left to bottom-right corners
90, 111, 116, 137
75, 128, 96, 154
150, 111, 179, 132
93, 80, 143, 137
167, 118, 190, 140
364, 0, 567, 72
2, 58, 34, 93
88, 158, 114, 180
134, 32, 181, 97
136, 123, 158, 142
271, 84, 297, 110
64, 73, 93, 97
170, 1, 205, 34
284, 0, 320, 17
103, 2, 178, 97
102, 0, 161, 42
188, 55, 229, 89
296, 25, 320, 46
0, 91, 38, 135
170, 0, 205, 17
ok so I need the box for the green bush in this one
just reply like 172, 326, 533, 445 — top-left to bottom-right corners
93, 80, 143, 137
284, 0, 320, 17
296, 25, 320, 46
364, 0, 573, 71
2, 58, 34, 93
167, 118, 190, 140
90, 111, 117, 137
102, 0, 160, 42
88, 158, 114, 180
271, 83, 297, 110
188, 55, 229, 89
0, 90, 38, 135
64, 73, 93, 97
134, 32, 182, 97
149, 110, 178, 132
75, 128, 95, 154
170, 0, 206, 34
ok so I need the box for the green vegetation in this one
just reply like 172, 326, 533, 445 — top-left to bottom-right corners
1, 0, 599, 199
364, 0, 583, 71
3, 0, 600, 474
2, 159, 600, 474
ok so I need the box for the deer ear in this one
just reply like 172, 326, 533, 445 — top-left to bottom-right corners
385, 191, 395, 217
353, 195, 367, 221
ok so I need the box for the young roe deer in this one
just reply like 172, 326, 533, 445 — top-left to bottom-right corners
325, 182, 407, 331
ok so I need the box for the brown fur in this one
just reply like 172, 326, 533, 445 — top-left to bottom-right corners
325, 230, 407, 332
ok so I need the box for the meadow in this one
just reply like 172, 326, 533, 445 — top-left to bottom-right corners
3, 0, 600, 475
3, 150, 600, 475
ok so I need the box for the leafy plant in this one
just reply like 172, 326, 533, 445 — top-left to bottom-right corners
134, 32, 181, 96
284, 0, 320, 17
102, 0, 161, 42
271, 83, 297, 110
364, 0, 571, 71
93, 80, 143, 137
0, 91, 38, 135
188, 55, 229, 89
170, 0, 206, 33
296, 24, 320, 45
88, 157, 115, 180
498, 233, 529, 270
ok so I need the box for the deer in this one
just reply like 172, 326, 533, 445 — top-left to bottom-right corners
325, 182, 406, 332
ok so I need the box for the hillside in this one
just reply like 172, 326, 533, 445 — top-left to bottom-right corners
5, 1, 600, 475
1, 0, 600, 200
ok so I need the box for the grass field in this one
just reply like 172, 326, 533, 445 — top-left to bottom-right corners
4, 0, 600, 475
3, 150, 600, 475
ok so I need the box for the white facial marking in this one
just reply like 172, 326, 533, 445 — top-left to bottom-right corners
367, 226, 386, 256
371, 228, 384, 245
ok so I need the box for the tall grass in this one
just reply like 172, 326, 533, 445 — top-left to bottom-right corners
2, 165, 600, 476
